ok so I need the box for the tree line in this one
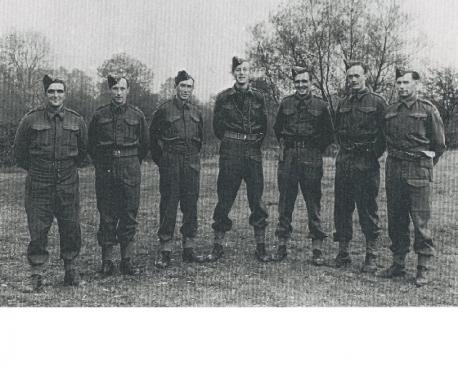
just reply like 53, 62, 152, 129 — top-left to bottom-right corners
1, 0, 457, 166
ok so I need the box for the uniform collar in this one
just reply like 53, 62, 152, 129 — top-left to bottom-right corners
46, 105, 65, 120
230, 84, 252, 95
398, 95, 418, 109
173, 95, 190, 110
111, 101, 128, 114
350, 87, 369, 101
294, 92, 313, 104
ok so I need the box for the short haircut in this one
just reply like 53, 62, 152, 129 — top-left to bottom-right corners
344, 60, 368, 74
292, 66, 311, 79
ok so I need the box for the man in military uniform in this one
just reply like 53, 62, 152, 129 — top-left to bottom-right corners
88, 76, 149, 276
207, 57, 270, 263
273, 66, 334, 264
14, 75, 88, 291
150, 70, 206, 268
334, 60, 386, 272
382, 68, 445, 287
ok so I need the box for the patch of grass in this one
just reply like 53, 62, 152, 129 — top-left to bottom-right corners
0, 151, 457, 306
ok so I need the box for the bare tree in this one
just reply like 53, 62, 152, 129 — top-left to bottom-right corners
96, 53, 158, 119
247, 0, 414, 117
158, 77, 176, 103
0, 31, 52, 165
0, 31, 52, 110
423, 66, 458, 128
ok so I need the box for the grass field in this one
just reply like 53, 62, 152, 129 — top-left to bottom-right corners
0, 149, 457, 306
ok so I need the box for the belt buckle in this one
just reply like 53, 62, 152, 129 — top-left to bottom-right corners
113, 149, 121, 157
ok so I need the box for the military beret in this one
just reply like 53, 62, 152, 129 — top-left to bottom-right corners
291, 66, 310, 78
395, 68, 420, 80
107, 75, 130, 89
232, 56, 248, 72
43, 75, 66, 92
344, 59, 368, 73
174, 70, 194, 86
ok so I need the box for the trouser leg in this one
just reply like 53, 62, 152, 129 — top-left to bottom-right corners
275, 153, 298, 242
95, 163, 118, 258
55, 170, 81, 263
333, 162, 356, 243
386, 159, 411, 260
117, 157, 140, 248
25, 176, 54, 268
354, 167, 381, 242
408, 178, 434, 257
299, 163, 327, 240
180, 153, 200, 243
212, 154, 243, 233
158, 153, 180, 252
244, 156, 268, 231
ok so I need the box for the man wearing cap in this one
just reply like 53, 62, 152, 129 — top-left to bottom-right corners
382, 68, 445, 286
88, 75, 149, 276
207, 57, 270, 263
333, 60, 387, 272
14, 75, 88, 291
150, 70, 206, 268
273, 67, 333, 264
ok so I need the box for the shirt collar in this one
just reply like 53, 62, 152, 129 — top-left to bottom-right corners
46, 105, 65, 120
111, 101, 127, 114
398, 95, 418, 109
173, 95, 190, 110
230, 83, 252, 95
294, 92, 313, 104
350, 87, 369, 101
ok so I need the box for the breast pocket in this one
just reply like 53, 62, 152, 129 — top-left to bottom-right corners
62, 120, 80, 149
356, 106, 377, 130
189, 113, 201, 142
164, 115, 181, 140
300, 109, 321, 135
283, 107, 296, 125
407, 112, 427, 137
97, 118, 114, 145
221, 103, 235, 118
123, 118, 140, 143
30, 122, 52, 148
338, 106, 352, 131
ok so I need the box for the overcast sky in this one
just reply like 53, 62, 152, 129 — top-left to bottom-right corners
0, 0, 457, 100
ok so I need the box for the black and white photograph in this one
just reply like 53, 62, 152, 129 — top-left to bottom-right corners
0, 0, 457, 364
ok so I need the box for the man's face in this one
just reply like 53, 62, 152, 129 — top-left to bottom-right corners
347, 65, 366, 91
46, 82, 66, 108
233, 61, 250, 86
294, 72, 312, 96
176, 78, 194, 101
396, 73, 417, 99
110, 78, 129, 105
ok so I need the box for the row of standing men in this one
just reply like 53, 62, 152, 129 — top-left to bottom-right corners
13, 57, 446, 292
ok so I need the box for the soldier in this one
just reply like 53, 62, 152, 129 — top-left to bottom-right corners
333, 60, 387, 272
207, 57, 270, 263
382, 68, 445, 287
273, 66, 334, 264
88, 75, 149, 276
150, 70, 206, 268
13, 75, 88, 291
